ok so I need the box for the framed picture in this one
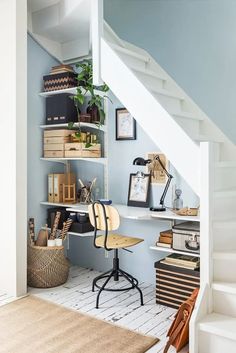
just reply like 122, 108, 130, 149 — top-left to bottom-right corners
127, 173, 151, 208
146, 152, 168, 184
116, 108, 136, 140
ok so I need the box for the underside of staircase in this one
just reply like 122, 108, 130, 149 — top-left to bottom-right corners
28, 1, 236, 351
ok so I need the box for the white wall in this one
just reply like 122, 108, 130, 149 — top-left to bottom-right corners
0, 0, 27, 297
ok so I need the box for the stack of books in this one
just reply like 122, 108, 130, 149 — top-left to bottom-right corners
160, 253, 200, 270
50, 64, 75, 75
156, 229, 173, 248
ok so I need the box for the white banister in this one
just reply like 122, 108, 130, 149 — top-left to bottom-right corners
91, 0, 103, 85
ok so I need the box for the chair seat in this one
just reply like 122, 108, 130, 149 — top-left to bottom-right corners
95, 234, 144, 249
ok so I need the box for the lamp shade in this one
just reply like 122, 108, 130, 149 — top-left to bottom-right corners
133, 157, 149, 166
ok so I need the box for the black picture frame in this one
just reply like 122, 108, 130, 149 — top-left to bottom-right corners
116, 108, 136, 140
127, 173, 151, 208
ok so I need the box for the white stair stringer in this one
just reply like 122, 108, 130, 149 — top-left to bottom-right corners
100, 38, 200, 194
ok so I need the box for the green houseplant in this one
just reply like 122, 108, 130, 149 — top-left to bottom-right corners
71, 60, 110, 125
69, 60, 111, 146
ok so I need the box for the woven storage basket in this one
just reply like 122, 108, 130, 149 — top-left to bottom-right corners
27, 245, 70, 288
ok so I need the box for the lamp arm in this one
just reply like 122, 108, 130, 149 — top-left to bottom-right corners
154, 155, 172, 178
159, 175, 173, 206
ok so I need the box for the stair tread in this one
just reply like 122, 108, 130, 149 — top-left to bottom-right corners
215, 161, 236, 168
194, 134, 224, 143
199, 313, 236, 341
108, 41, 150, 62
132, 67, 167, 81
171, 110, 204, 121
214, 188, 236, 198
213, 282, 236, 294
153, 88, 184, 100
213, 251, 236, 259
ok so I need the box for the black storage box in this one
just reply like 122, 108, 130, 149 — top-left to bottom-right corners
155, 260, 200, 309
43, 72, 77, 92
47, 207, 70, 230
46, 94, 77, 125
70, 221, 94, 234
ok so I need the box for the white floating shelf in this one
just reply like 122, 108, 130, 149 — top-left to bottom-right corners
40, 157, 107, 165
151, 209, 200, 222
42, 226, 93, 237
39, 87, 105, 98
40, 122, 106, 132
150, 245, 200, 257
40, 201, 89, 212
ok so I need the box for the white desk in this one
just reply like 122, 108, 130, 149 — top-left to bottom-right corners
66, 203, 200, 222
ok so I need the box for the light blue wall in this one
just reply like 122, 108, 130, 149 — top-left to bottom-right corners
27, 34, 63, 232
104, 0, 236, 144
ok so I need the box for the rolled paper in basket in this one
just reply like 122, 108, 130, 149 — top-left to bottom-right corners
61, 218, 73, 240
51, 211, 61, 239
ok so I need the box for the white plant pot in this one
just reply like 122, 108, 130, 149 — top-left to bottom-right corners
47, 239, 56, 247
55, 238, 63, 247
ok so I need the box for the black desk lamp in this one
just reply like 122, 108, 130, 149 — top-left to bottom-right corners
133, 156, 173, 212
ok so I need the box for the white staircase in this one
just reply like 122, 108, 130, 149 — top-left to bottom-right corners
98, 19, 236, 353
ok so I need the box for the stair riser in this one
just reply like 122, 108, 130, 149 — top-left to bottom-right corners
115, 51, 148, 71
175, 118, 200, 138
154, 93, 182, 111
214, 196, 236, 219
214, 228, 236, 251
213, 259, 236, 281
213, 290, 236, 317
134, 72, 164, 90
214, 167, 236, 191
199, 331, 236, 352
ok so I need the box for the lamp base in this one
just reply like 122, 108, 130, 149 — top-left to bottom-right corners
150, 206, 166, 212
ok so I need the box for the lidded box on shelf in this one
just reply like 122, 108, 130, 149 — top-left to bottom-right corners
43, 72, 77, 92
64, 142, 101, 158
43, 129, 74, 158
46, 94, 78, 125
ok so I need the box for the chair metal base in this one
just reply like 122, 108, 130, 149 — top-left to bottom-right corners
92, 249, 144, 309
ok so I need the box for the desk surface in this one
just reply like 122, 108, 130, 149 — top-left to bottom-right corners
66, 203, 200, 222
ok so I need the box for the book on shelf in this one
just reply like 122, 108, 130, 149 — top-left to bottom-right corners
160, 260, 199, 271
156, 229, 173, 246
161, 253, 200, 267
155, 242, 172, 248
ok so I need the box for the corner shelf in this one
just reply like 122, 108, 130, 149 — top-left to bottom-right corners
39, 87, 106, 98
150, 245, 200, 258
40, 157, 107, 165
40, 122, 107, 132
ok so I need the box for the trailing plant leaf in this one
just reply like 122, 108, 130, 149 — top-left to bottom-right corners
85, 142, 93, 148
68, 122, 74, 130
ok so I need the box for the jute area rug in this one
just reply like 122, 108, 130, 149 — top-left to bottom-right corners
0, 296, 159, 353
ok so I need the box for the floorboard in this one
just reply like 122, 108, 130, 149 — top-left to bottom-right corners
26, 266, 188, 352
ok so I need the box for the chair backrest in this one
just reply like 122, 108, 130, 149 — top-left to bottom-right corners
88, 202, 120, 231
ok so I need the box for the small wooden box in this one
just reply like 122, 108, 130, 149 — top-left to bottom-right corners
64, 143, 101, 158
44, 136, 70, 144
44, 151, 64, 158
155, 260, 200, 309
44, 129, 74, 138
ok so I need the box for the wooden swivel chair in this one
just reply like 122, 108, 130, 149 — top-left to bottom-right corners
88, 201, 144, 309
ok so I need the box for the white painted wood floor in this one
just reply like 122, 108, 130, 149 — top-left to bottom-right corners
29, 266, 188, 353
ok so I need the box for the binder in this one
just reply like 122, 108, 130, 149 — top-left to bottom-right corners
53, 174, 65, 203
48, 174, 54, 202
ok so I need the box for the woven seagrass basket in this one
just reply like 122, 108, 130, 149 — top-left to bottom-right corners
27, 245, 70, 288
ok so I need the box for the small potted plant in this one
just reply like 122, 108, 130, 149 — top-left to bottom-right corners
71, 60, 110, 125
